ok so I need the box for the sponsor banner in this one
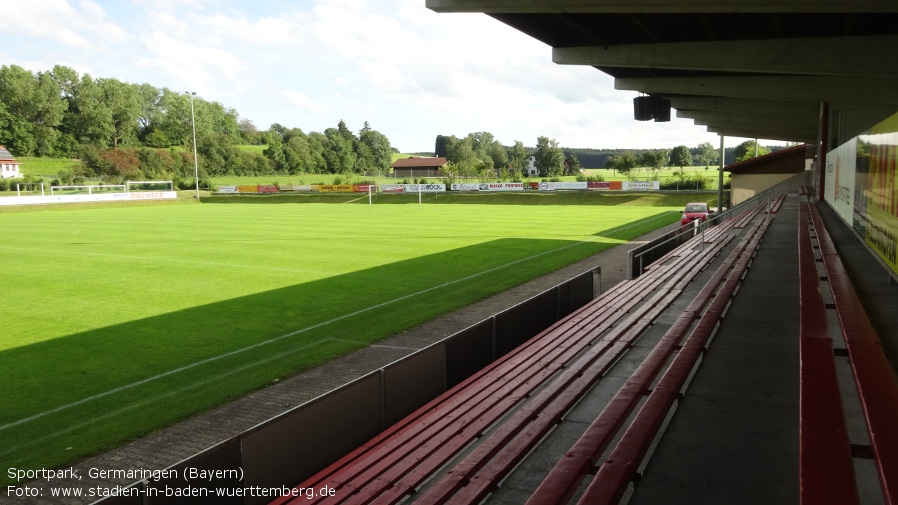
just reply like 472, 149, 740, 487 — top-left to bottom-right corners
128, 191, 177, 200
258, 185, 279, 194
549, 182, 588, 191
451, 183, 481, 191
0, 191, 175, 206
479, 182, 524, 192
403, 184, 446, 193
313, 184, 355, 193
281, 185, 312, 192
237, 185, 259, 194
623, 180, 660, 191
588, 181, 611, 190
380, 184, 404, 193
853, 115, 898, 275
825, 139, 856, 223
218, 185, 238, 194
356, 184, 377, 192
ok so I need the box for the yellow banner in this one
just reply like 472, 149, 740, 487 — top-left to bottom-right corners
313, 184, 355, 193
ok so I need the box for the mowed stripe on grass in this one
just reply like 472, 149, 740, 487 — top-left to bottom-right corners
0, 199, 679, 478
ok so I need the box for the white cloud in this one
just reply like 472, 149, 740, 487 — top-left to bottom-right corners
284, 90, 331, 115
0, 0, 755, 151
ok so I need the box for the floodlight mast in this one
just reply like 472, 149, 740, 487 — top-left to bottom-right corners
186, 91, 199, 198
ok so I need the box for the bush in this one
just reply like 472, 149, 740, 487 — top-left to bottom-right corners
660, 173, 710, 190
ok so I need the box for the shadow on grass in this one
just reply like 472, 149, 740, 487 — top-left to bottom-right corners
0, 233, 630, 483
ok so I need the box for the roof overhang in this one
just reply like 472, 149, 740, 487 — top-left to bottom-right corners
427, 1, 898, 143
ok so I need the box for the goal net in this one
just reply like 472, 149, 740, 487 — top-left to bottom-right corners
50, 184, 126, 195
127, 181, 174, 192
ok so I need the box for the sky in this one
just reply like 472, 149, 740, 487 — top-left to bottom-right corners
2, 0, 773, 153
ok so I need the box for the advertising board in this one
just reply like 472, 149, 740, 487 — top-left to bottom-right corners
623, 181, 660, 191
478, 183, 524, 192
824, 111, 898, 276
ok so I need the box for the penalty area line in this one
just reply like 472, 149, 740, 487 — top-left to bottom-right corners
1, 212, 668, 432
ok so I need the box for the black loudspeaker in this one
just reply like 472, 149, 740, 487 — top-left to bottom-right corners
633, 96, 671, 122
652, 98, 671, 122
634, 96, 652, 121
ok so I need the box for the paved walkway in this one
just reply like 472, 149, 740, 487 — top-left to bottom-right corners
1, 215, 681, 505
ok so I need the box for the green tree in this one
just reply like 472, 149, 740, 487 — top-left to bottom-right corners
734, 140, 770, 162
566, 153, 582, 174
283, 129, 313, 174
639, 149, 668, 179
359, 124, 393, 175
535, 136, 565, 177
697, 141, 719, 168
238, 118, 261, 145
669, 145, 692, 168
263, 136, 287, 172
434, 135, 450, 158
468, 131, 495, 162
324, 126, 356, 174
99, 78, 141, 148
445, 136, 477, 180
134, 83, 161, 139
508, 141, 527, 179
0, 65, 66, 155
155, 90, 193, 148
605, 151, 637, 178
488, 140, 508, 174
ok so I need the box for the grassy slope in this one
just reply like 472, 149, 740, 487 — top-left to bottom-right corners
0, 194, 687, 481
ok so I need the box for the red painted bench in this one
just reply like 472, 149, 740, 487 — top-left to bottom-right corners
525, 217, 771, 505
271, 220, 737, 505
807, 203, 898, 505
767, 192, 787, 214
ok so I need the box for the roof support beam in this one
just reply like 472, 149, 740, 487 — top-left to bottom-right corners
668, 96, 819, 117
554, 35, 898, 77
681, 111, 819, 129
706, 126, 817, 143
615, 75, 898, 106
426, 0, 898, 14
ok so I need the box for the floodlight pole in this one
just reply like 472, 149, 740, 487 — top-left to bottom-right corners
186, 91, 200, 199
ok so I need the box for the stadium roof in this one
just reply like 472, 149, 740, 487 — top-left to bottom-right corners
426, 1, 898, 143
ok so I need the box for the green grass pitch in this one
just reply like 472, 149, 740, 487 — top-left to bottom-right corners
0, 193, 691, 480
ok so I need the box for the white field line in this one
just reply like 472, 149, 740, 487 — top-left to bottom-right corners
0, 337, 339, 457
0, 211, 675, 432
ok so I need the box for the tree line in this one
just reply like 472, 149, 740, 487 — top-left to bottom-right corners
0, 65, 395, 185
1, 63, 781, 186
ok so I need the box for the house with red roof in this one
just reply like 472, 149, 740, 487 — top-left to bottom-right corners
725, 144, 813, 205
391, 156, 448, 178
0, 146, 21, 179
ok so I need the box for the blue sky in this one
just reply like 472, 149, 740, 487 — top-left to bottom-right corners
2, 0, 758, 153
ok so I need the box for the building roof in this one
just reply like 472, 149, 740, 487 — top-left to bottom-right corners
391, 156, 448, 168
725, 143, 808, 174
0, 146, 19, 162
427, 2, 898, 144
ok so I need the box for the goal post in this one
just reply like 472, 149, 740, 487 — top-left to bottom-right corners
50, 184, 126, 195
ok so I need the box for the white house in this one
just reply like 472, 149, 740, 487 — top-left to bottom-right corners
0, 146, 21, 179
526, 154, 539, 177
